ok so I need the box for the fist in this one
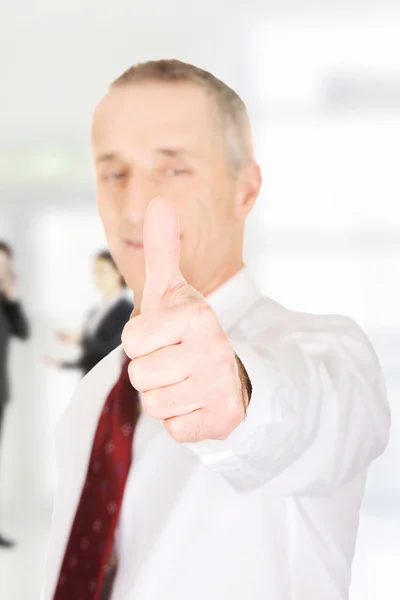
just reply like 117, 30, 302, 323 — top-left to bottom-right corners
122, 197, 248, 444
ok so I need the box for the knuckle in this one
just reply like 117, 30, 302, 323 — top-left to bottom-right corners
166, 420, 188, 443
166, 415, 206, 443
122, 321, 141, 358
217, 402, 244, 440
128, 360, 146, 392
192, 302, 218, 330
230, 402, 245, 426
216, 339, 235, 365
228, 403, 245, 429
121, 324, 133, 354
127, 360, 138, 388
143, 389, 176, 419
122, 314, 157, 358
139, 314, 157, 337
142, 390, 157, 417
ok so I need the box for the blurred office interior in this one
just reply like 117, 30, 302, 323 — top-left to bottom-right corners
0, 1, 399, 598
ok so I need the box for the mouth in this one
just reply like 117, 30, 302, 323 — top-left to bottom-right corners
123, 234, 183, 250
123, 239, 144, 250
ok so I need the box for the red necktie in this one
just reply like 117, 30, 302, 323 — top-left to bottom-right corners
53, 353, 140, 600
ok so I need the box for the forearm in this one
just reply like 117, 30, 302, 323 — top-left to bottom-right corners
60, 359, 84, 370
186, 320, 390, 495
83, 334, 123, 359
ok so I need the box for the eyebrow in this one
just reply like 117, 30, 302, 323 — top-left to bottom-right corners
154, 148, 191, 158
95, 152, 120, 165
95, 148, 194, 165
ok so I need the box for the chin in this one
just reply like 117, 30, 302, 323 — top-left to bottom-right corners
111, 245, 142, 288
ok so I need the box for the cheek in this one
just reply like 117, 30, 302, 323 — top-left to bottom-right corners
178, 202, 220, 274
98, 197, 120, 241
178, 200, 207, 247
181, 185, 229, 237
98, 189, 118, 221
120, 253, 146, 291
110, 238, 146, 290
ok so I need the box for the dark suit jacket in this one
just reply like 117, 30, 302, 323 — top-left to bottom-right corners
0, 295, 29, 405
61, 296, 133, 376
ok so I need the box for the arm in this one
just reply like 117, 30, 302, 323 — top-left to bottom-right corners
56, 330, 125, 371
58, 357, 86, 370
83, 329, 126, 359
82, 302, 133, 361
58, 302, 132, 369
186, 316, 390, 496
58, 327, 128, 371
0, 297, 29, 339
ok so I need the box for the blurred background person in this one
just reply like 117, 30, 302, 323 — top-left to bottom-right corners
45, 250, 133, 377
0, 241, 29, 549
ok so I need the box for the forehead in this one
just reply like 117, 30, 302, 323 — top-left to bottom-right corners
91, 82, 220, 154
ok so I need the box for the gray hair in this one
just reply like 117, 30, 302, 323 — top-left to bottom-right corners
111, 59, 252, 174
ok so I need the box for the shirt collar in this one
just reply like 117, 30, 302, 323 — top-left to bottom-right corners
205, 265, 262, 333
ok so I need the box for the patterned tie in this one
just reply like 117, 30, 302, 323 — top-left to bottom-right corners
53, 353, 140, 600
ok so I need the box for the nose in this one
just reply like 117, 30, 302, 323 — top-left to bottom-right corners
121, 175, 158, 226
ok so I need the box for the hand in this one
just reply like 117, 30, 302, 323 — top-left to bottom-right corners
56, 330, 82, 345
44, 355, 62, 367
122, 197, 248, 444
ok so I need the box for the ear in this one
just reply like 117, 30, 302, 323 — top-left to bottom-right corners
234, 161, 262, 221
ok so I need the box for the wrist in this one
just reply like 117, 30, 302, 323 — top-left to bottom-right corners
235, 353, 252, 412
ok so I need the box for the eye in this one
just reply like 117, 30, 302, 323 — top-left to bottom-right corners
102, 171, 127, 183
164, 167, 189, 176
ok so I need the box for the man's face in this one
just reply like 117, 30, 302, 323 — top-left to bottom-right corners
0, 251, 11, 291
91, 82, 244, 295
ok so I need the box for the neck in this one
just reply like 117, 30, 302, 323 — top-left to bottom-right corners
103, 286, 121, 299
195, 260, 245, 298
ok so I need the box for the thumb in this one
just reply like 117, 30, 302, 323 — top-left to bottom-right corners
142, 197, 185, 310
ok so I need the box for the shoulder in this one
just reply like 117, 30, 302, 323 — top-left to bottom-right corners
238, 293, 374, 357
234, 294, 384, 398
110, 296, 134, 316
118, 296, 134, 310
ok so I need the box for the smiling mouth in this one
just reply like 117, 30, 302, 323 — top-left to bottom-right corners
123, 239, 144, 250
123, 234, 183, 249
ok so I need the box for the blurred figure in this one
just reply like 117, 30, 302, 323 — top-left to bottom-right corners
46, 250, 133, 377
0, 241, 29, 549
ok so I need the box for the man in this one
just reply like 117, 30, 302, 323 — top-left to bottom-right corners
0, 241, 29, 548
43, 60, 390, 600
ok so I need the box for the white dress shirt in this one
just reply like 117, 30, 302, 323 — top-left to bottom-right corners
43, 266, 390, 600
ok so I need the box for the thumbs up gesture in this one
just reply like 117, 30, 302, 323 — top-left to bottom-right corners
122, 197, 249, 443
